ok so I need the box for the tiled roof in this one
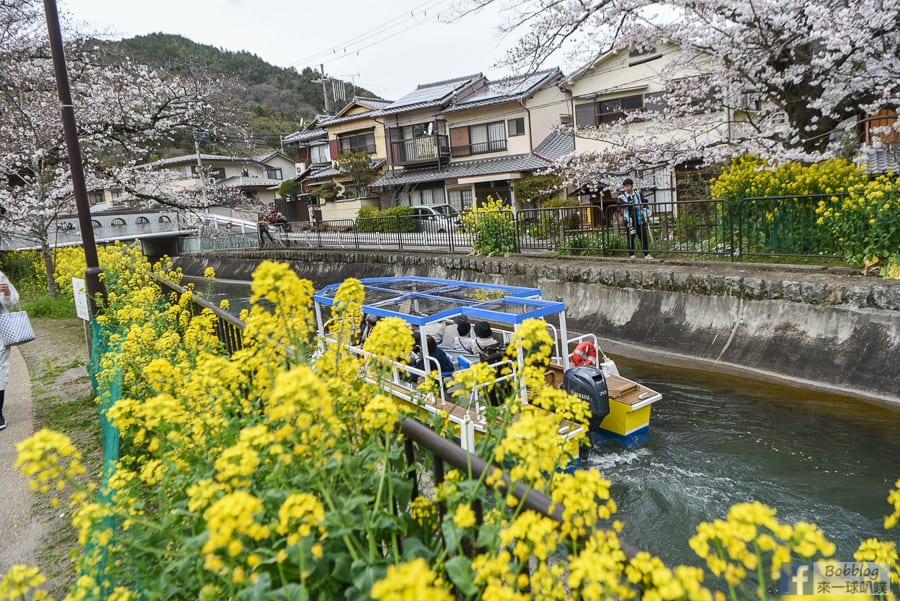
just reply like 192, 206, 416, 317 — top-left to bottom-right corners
146, 154, 260, 168
379, 74, 484, 115
533, 129, 575, 161
439, 69, 562, 114
319, 112, 381, 127
371, 153, 550, 188
219, 176, 285, 189
353, 97, 393, 110
305, 158, 387, 181
284, 128, 327, 144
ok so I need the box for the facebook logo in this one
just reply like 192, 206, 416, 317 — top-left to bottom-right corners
781, 563, 815, 595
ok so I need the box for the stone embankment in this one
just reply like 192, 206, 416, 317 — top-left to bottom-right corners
174, 250, 900, 407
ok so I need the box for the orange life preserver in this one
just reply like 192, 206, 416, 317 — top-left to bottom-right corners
571, 340, 598, 366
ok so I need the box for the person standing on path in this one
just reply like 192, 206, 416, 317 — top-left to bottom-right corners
0, 271, 20, 430
618, 178, 653, 259
257, 213, 275, 247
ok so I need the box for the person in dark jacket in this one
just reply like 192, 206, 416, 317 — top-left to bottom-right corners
617, 178, 652, 259
412, 335, 455, 375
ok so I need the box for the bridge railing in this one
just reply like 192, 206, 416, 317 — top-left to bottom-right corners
152, 274, 638, 563
182, 195, 850, 263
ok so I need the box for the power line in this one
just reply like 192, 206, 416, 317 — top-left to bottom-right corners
287, 0, 452, 68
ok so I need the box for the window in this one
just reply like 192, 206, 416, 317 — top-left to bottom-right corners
598, 95, 644, 123
470, 121, 506, 154
575, 94, 645, 127
403, 187, 444, 205
508, 118, 525, 137
266, 167, 283, 180
339, 132, 376, 154
310, 143, 331, 164
448, 188, 473, 211
89, 192, 102, 205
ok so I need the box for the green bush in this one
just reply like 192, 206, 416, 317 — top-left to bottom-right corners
356, 205, 416, 233
22, 292, 77, 318
461, 197, 518, 256
527, 198, 581, 239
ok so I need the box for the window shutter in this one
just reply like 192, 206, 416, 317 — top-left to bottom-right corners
329, 139, 340, 159
298, 146, 310, 163
575, 102, 597, 128
450, 127, 470, 157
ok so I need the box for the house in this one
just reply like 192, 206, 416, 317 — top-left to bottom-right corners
563, 42, 689, 215
298, 97, 393, 221
371, 69, 570, 211
143, 151, 293, 211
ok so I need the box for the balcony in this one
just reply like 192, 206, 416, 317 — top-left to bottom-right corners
390, 135, 450, 166
450, 138, 507, 158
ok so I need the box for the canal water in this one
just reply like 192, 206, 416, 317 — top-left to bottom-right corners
188, 276, 900, 568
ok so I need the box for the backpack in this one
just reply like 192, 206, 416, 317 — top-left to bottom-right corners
476, 341, 505, 365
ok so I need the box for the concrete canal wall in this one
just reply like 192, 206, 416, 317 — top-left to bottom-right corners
174, 250, 900, 407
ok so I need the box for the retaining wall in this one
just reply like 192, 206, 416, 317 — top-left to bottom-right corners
174, 250, 900, 407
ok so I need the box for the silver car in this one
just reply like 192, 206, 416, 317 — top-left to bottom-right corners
410, 204, 462, 234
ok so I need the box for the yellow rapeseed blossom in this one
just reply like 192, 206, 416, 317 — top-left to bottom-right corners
550, 469, 617, 539
370, 558, 453, 601
201, 491, 270, 562
0, 564, 48, 600
361, 393, 400, 434
276, 492, 326, 545
453, 503, 477, 529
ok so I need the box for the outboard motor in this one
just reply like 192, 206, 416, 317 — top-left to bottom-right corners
563, 366, 610, 432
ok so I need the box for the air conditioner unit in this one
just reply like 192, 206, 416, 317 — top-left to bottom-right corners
295, 162, 307, 175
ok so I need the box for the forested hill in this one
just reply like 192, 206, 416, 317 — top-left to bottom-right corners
99, 33, 377, 153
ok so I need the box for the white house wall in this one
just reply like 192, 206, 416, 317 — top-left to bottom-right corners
525, 85, 570, 150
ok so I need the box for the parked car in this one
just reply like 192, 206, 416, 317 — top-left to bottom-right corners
410, 204, 462, 234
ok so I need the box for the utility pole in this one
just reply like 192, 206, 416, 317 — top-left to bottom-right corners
42, 0, 107, 315
313, 64, 331, 113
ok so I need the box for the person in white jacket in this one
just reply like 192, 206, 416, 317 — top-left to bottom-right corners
0, 271, 20, 430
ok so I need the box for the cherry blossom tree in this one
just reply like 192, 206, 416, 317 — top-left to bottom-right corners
0, 0, 237, 294
462, 0, 899, 183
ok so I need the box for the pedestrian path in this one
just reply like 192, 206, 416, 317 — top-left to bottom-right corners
0, 347, 38, 573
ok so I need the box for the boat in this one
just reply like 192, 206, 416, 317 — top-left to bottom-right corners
313, 276, 661, 450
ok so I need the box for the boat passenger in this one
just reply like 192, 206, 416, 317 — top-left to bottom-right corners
473, 321, 498, 354
412, 335, 455, 376
359, 314, 378, 344
450, 319, 476, 353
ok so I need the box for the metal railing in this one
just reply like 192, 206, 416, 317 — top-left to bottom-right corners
151, 274, 638, 559
390, 135, 450, 165
180, 195, 851, 263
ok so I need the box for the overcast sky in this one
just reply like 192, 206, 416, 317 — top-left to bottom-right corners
58, 0, 529, 101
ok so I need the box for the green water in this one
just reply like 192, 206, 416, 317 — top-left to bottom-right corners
589, 358, 900, 568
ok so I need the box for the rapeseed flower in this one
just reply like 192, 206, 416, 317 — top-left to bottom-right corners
370, 558, 453, 601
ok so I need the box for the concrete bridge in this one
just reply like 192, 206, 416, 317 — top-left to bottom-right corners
0, 209, 256, 256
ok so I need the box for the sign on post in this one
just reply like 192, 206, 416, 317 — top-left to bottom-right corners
72, 278, 90, 321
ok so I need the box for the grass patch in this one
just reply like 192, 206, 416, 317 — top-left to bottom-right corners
22, 294, 77, 318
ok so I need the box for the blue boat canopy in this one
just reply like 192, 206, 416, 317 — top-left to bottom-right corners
314, 276, 567, 328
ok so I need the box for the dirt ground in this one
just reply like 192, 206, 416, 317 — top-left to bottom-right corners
0, 317, 95, 594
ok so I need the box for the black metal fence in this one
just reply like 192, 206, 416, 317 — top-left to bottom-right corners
179, 195, 850, 263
